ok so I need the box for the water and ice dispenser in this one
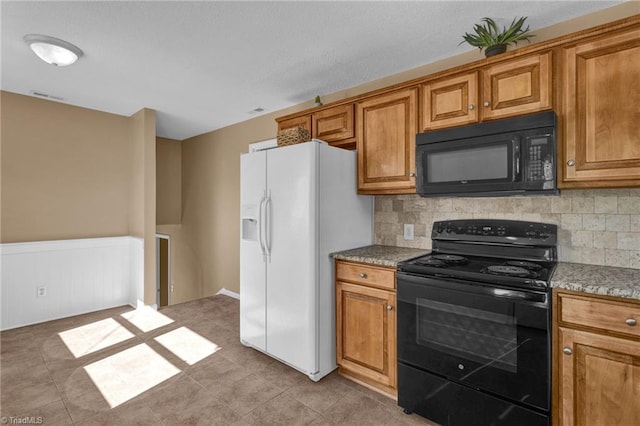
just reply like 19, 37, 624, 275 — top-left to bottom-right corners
241, 204, 258, 242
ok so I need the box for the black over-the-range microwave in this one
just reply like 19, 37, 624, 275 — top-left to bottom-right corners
416, 111, 557, 197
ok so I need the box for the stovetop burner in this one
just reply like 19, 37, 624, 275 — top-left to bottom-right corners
432, 254, 467, 264
483, 265, 538, 278
415, 257, 446, 267
415, 254, 468, 267
505, 260, 543, 271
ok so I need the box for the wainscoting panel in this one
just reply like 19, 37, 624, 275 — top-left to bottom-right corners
1, 236, 142, 330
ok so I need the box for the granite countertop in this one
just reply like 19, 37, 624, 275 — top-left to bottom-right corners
551, 262, 640, 301
331, 245, 429, 268
332, 245, 640, 301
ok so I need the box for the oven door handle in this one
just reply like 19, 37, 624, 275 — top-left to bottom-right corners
491, 287, 546, 303
398, 273, 548, 305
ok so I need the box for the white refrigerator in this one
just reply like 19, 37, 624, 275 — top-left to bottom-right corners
240, 140, 373, 381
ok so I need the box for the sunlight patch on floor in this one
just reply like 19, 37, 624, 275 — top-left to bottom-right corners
84, 343, 180, 408
154, 326, 221, 365
58, 318, 135, 358
120, 306, 174, 332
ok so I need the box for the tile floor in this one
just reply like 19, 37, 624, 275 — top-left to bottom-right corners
1, 295, 436, 425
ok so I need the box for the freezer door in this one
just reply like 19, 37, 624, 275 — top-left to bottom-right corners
240, 151, 267, 351
265, 142, 318, 374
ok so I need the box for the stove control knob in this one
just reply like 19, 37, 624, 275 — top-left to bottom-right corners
458, 363, 465, 370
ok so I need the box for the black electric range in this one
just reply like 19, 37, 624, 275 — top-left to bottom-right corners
397, 219, 557, 426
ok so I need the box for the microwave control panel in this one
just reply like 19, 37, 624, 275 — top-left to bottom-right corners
525, 135, 554, 183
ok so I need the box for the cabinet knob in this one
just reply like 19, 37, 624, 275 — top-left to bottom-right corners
483, 101, 490, 107
408, 172, 416, 177
563, 347, 573, 355
468, 104, 475, 110
626, 318, 637, 326
359, 273, 367, 279
567, 160, 576, 167
386, 305, 394, 311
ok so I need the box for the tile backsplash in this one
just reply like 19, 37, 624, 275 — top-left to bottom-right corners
374, 188, 640, 269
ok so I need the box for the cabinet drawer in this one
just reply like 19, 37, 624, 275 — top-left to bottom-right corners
336, 261, 395, 290
559, 293, 640, 338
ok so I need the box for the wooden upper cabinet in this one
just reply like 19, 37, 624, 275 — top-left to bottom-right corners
357, 88, 418, 194
560, 27, 640, 188
277, 104, 356, 149
481, 51, 552, 120
421, 52, 552, 131
312, 104, 355, 144
277, 114, 311, 133
421, 72, 479, 131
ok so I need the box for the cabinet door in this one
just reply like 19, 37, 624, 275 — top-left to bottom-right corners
421, 72, 478, 131
336, 281, 396, 390
277, 114, 312, 133
312, 104, 355, 146
558, 327, 640, 426
357, 88, 417, 194
481, 52, 552, 120
561, 28, 640, 187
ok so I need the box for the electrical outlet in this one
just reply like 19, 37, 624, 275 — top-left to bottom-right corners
37, 286, 46, 297
171, 284, 174, 293
403, 224, 415, 241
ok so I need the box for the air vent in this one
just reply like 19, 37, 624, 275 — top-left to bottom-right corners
29, 90, 66, 102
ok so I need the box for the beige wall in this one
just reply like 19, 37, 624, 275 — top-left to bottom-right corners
179, 3, 639, 298
1, 91, 131, 243
181, 113, 276, 295
156, 224, 203, 304
156, 137, 203, 304
1, 92, 158, 304
156, 137, 182, 225
128, 108, 157, 304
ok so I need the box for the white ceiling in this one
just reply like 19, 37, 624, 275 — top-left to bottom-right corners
1, 1, 624, 140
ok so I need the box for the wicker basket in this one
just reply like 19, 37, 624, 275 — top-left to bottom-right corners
277, 126, 311, 147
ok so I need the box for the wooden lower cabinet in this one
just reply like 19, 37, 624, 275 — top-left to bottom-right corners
554, 290, 640, 426
335, 261, 397, 397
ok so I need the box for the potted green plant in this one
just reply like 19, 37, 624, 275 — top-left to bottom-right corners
460, 17, 534, 57
314, 95, 322, 107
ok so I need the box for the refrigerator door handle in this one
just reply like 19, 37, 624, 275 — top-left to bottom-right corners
258, 194, 267, 261
265, 192, 272, 259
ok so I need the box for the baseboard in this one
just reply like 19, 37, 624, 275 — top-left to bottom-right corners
216, 288, 240, 299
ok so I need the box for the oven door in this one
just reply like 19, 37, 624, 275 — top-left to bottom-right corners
397, 272, 550, 412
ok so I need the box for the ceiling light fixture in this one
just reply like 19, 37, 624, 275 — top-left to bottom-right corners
24, 34, 84, 66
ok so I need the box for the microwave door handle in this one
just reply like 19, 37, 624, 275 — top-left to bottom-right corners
514, 138, 521, 179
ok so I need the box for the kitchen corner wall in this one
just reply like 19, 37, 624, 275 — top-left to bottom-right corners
374, 189, 640, 269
